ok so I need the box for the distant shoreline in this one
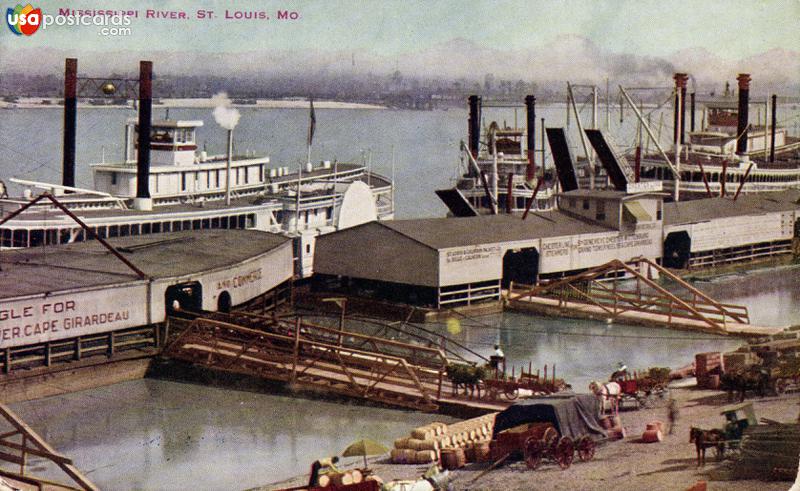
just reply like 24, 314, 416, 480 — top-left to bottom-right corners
0, 97, 387, 110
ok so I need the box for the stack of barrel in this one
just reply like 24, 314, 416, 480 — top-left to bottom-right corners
599, 415, 625, 440
390, 414, 497, 465
641, 420, 664, 443
316, 469, 364, 487
695, 352, 723, 389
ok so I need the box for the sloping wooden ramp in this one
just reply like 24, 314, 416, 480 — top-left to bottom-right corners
508, 257, 782, 337
162, 315, 509, 413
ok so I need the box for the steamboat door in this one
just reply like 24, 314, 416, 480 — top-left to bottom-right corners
502, 247, 539, 288
165, 282, 203, 317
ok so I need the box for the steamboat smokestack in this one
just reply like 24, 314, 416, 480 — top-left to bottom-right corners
467, 95, 481, 170
736, 73, 751, 156
135, 60, 153, 209
673, 73, 688, 144
770, 94, 777, 163
525, 95, 536, 181
62, 58, 77, 189
690, 92, 696, 132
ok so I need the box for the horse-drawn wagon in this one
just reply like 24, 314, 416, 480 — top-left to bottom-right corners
488, 395, 605, 471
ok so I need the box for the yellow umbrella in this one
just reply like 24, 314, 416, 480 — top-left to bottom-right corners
341, 438, 389, 469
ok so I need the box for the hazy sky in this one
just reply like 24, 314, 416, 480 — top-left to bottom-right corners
3, 0, 798, 58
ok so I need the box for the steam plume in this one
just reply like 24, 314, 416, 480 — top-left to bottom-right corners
211, 92, 240, 130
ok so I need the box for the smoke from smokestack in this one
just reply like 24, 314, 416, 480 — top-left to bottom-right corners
211, 92, 240, 130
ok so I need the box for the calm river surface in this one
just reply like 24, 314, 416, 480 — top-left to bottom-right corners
3, 105, 799, 489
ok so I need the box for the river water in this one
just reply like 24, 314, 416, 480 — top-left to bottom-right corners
2, 105, 800, 489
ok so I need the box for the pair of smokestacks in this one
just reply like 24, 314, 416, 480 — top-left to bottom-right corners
673, 72, 752, 156
62, 58, 152, 199
467, 94, 538, 181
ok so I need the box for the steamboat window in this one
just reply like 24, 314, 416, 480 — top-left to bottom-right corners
172, 221, 182, 231
211, 217, 220, 228
97, 227, 108, 239
238, 215, 246, 228
181, 173, 187, 191
142, 223, 151, 234
162, 222, 171, 232
120, 224, 130, 236
656, 201, 662, 220
201, 218, 210, 229
247, 214, 255, 227
182, 220, 191, 230
109, 225, 119, 238
192, 219, 201, 230
221, 216, 229, 229
111, 172, 117, 185
244, 167, 249, 184
130, 224, 140, 236
152, 222, 161, 233
215, 170, 220, 188
306, 244, 311, 254
207, 171, 211, 188
2, 228, 11, 247
582, 199, 590, 210
59, 229, 71, 245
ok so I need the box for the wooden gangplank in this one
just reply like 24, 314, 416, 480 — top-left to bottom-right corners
0, 403, 98, 491
508, 257, 783, 337
162, 315, 509, 413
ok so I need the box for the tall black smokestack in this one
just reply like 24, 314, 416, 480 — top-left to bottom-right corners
136, 61, 153, 201
690, 92, 696, 132
736, 73, 751, 156
467, 95, 481, 163
673, 73, 688, 144
62, 58, 77, 189
770, 94, 777, 163
525, 95, 536, 181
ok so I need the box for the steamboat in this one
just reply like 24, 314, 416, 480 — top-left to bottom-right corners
633, 73, 800, 198
437, 95, 558, 216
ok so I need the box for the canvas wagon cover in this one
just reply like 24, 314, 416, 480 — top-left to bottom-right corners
492, 394, 607, 440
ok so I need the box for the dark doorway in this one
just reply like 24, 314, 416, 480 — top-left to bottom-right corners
165, 282, 203, 316
217, 291, 232, 313
663, 231, 692, 269
502, 247, 539, 288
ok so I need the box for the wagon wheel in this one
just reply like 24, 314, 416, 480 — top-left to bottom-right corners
554, 436, 574, 469
576, 436, 596, 462
524, 437, 545, 470
542, 427, 559, 448
774, 378, 787, 395
504, 387, 519, 400
487, 386, 500, 401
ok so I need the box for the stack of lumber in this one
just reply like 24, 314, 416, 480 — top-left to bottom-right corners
732, 423, 800, 481
390, 413, 497, 464
695, 352, 723, 389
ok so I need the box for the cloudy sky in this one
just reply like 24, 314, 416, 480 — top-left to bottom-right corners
3, 0, 797, 59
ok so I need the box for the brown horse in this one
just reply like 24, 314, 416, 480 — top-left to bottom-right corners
689, 427, 725, 466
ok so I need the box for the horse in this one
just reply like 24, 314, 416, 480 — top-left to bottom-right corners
589, 381, 621, 416
689, 427, 725, 467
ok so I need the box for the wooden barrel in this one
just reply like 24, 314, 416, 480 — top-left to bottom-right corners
607, 427, 626, 440
473, 441, 490, 463
440, 448, 466, 470
394, 437, 410, 449
331, 472, 354, 486
412, 427, 433, 440
317, 474, 331, 487
415, 450, 437, 464
407, 438, 424, 450
641, 429, 663, 443
416, 439, 437, 451
646, 421, 664, 433
350, 470, 363, 484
